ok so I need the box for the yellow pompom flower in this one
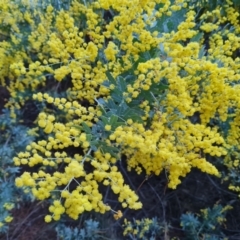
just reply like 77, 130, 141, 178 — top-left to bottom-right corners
4, 216, 13, 223
105, 124, 111, 131
38, 119, 46, 128
113, 210, 123, 220
45, 215, 52, 223
44, 122, 54, 134
15, 177, 24, 187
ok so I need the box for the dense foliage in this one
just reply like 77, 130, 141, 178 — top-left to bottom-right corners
0, 0, 240, 239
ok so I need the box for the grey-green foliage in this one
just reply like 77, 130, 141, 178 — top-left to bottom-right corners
153, 4, 187, 34
55, 219, 104, 240
89, 57, 169, 156
188, 0, 240, 10
180, 204, 231, 240
0, 109, 35, 233
123, 217, 163, 240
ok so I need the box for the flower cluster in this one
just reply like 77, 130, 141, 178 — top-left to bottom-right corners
123, 217, 162, 239
0, 0, 239, 224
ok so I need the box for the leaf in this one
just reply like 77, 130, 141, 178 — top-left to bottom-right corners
120, 107, 144, 122
117, 76, 127, 92
199, 46, 206, 58
117, 103, 128, 116
101, 80, 110, 87
95, 97, 106, 107
90, 140, 99, 151
111, 92, 123, 103
191, 32, 204, 42
155, 7, 187, 33
106, 99, 118, 111
167, 21, 175, 32
100, 116, 109, 125
86, 134, 92, 142
91, 123, 104, 135
109, 115, 118, 125
99, 142, 120, 157
180, 213, 200, 230
158, 84, 169, 91
5, 166, 20, 174
106, 71, 115, 84
82, 122, 92, 134
79, 229, 86, 239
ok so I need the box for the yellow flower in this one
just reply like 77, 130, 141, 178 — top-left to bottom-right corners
86, 42, 98, 62
105, 124, 111, 131
45, 215, 52, 223
44, 122, 54, 134
113, 210, 123, 220
4, 203, 14, 210
4, 216, 13, 223
104, 42, 118, 61
15, 177, 24, 187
